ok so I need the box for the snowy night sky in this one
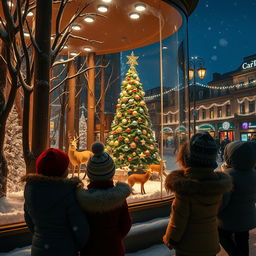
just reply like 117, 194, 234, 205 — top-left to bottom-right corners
189, 0, 256, 83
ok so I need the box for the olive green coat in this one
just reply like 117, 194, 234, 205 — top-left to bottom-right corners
164, 168, 232, 256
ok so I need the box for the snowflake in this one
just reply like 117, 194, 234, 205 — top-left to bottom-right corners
73, 226, 78, 231
44, 244, 49, 249
213, 46, 217, 50
211, 55, 218, 61
207, 27, 212, 31
205, 4, 209, 7
219, 38, 228, 47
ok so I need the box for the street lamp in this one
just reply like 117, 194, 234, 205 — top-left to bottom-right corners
189, 56, 206, 135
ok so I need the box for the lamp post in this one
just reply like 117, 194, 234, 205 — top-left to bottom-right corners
189, 56, 206, 135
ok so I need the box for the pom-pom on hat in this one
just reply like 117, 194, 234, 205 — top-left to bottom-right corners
184, 132, 218, 168
36, 148, 69, 177
87, 142, 115, 181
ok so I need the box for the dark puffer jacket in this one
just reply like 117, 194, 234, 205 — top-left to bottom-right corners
76, 180, 132, 256
218, 141, 256, 231
24, 174, 89, 256
164, 168, 232, 256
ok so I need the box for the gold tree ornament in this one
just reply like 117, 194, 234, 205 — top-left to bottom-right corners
126, 51, 139, 67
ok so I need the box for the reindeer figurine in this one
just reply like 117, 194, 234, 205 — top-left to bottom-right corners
128, 169, 153, 195
68, 135, 93, 178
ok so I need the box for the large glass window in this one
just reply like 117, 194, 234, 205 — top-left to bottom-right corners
226, 104, 231, 116
217, 106, 222, 117
240, 103, 245, 114
0, 0, 190, 227
210, 107, 215, 119
249, 101, 255, 113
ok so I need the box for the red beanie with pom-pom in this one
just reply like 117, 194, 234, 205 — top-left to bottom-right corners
36, 148, 69, 177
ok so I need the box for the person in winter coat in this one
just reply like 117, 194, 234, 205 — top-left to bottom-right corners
76, 142, 132, 256
23, 148, 89, 256
163, 132, 232, 256
218, 141, 256, 256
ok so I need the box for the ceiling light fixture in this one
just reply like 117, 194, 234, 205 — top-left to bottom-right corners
129, 12, 140, 20
135, 3, 146, 12
84, 16, 95, 23
27, 11, 33, 16
70, 52, 78, 56
102, 0, 112, 3
7, 1, 14, 7
63, 45, 68, 49
72, 24, 81, 31
97, 5, 108, 13
24, 32, 30, 37
84, 47, 92, 52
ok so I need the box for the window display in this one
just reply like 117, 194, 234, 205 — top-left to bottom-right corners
0, 0, 190, 226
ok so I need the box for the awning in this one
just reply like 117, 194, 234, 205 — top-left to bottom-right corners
175, 125, 187, 133
163, 127, 173, 133
197, 123, 215, 131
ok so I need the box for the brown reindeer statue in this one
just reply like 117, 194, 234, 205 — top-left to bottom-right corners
128, 169, 153, 195
68, 135, 93, 178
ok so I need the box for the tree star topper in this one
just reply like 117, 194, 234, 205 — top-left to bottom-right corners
126, 51, 139, 67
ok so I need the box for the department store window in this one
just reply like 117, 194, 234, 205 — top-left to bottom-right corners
249, 101, 255, 113
202, 109, 206, 120
226, 104, 231, 116
239, 81, 245, 88
240, 103, 245, 114
210, 107, 214, 119
217, 106, 222, 117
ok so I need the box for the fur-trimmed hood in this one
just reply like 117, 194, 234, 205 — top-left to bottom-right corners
76, 182, 131, 213
165, 168, 232, 196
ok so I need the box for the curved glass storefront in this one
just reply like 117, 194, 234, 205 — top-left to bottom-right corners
0, 0, 191, 226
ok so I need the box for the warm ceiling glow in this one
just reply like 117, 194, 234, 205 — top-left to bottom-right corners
84, 47, 92, 52
72, 25, 81, 31
102, 0, 112, 3
27, 11, 33, 17
129, 13, 140, 20
97, 5, 108, 13
70, 52, 78, 56
84, 17, 95, 23
135, 3, 146, 12
24, 32, 30, 37
7, 1, 14, 7
51, 36, 54, 40
63, 45, 68, 49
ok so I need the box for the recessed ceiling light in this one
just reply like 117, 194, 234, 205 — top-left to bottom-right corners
129, 12, 140, 20
84, 17, 95, 23
7, 1, 14, 7
63, 45, 68, 49
97, 5, 108, 13
135, 3, 146, 12
102, 0, 112, 3
24, 32, 30, 37
27, 11, 33, 16
72, 24, 81, 31
84, 47, 92, 52
51, 36, 54, 40
70, 52, 78, 56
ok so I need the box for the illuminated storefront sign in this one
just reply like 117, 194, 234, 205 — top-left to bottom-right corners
218, 122, 234, 130
241, 59, 256, 70
241, 121, 256, 129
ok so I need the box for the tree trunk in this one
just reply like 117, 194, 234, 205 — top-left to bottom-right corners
100, 55, 105, 143
29, 0, 52, 173
87, 53, 95, 149
66, 61, 76, 146
59, 83, 67, 150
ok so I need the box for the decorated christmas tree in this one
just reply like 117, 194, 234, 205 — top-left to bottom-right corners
79, 109, 87, 149
106, 52, 160, 172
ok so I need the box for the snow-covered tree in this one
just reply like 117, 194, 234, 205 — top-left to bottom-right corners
4, 107, 25, 194
79, 110, 87, 149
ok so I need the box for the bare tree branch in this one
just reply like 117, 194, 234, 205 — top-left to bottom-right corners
51, 65, 67, 82
26, 20, 41, 53
69, 34, 103, 44
52, 54, 79, 67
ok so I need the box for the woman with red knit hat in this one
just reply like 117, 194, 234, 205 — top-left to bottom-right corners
23, 148, 89, 256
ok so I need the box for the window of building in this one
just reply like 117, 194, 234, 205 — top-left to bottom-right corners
170, 114, 173, 123
217, 106, 222, 117
199, 90, 204, 99
249, 101, 255, 113
240, 102, 245, 114
226, 104, 231, 116
210, 107, 214, 119
239, 80, 245, 88
202, 109, 206, 120
248, 78, 255, 87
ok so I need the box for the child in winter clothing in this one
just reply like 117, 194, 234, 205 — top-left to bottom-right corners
218, 141, 256, 256
23, 148, 89, 256
163, 132, 232, 256
76, 142, 132, 256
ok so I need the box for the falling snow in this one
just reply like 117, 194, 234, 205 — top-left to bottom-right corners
208, 27, 212, 31
219, 38, 228, 47
211, 55, 218, 61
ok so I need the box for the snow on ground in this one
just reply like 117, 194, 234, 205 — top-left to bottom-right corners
0, 192, 24, 225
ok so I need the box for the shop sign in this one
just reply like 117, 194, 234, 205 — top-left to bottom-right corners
241, 59, 256, 70
222, 121, 230, 130
218, 122, 234, 130
241, 121, 256, 129
163, 127, 173, 133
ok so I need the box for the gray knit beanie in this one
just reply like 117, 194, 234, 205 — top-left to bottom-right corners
87, 142, 115, 181
184, 132, 217, 168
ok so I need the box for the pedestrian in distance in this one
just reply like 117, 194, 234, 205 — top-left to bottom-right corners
163, 132, 232, 256
23, 148, 89, 256
218, 141, 256, 256
76, 142, 132, 256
